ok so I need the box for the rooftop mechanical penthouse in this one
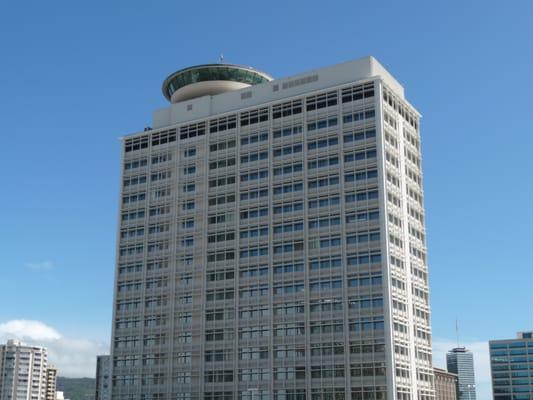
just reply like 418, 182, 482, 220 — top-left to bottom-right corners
111, 57, 433, 400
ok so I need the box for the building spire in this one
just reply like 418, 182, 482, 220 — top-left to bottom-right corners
456, 317, 460, 348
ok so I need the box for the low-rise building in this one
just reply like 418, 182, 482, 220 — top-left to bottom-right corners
434, 367, 458, 400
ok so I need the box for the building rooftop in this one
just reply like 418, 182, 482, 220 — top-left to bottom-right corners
148, 56, 412, 131
434, 367, 457, 375
449, 347, 470, 353
490, 332, 533, 342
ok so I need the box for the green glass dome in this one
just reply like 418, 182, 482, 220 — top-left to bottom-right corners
162, 64, 273, 103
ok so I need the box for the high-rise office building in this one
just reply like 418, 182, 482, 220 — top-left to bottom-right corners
433, 368, 457, 400
489, 331, 533, 400
111, 56, 433, 400
95, 356, 111, 400
446, 348, 475, 400
0, 340, 49, 400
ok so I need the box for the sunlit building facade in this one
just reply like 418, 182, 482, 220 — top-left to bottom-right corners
111, 57, 433, 400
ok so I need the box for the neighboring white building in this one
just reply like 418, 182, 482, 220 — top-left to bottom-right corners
111, 56, 433, 400
0, 340, 49, 400
95, 356, 110, 400
44, 366, 57, 400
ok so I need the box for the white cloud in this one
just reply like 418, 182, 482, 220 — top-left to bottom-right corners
25, 261, 54, 270
0, 320, 61, 340
0, 320, 108, 378
433, 338, 492, 400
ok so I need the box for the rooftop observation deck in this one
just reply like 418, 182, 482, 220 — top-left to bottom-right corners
162, 64, 273, 103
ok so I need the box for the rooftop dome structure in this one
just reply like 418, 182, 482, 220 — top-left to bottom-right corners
162, 64, 273, 103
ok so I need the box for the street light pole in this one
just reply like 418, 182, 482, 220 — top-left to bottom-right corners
466, 383, 475, 400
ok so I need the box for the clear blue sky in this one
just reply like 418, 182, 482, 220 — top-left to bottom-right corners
1, 0, 532, 395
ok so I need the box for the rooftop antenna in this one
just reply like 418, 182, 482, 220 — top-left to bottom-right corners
456, 317, 460, 348
219, 54, 224, 64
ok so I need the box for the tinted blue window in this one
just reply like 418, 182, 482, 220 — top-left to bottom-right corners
491, 343, 508, 350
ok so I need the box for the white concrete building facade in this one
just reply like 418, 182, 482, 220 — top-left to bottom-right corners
0, 340, 49, 400
111, 56, 433, 400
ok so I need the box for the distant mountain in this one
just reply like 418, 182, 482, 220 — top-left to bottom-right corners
57, 377, 95, 400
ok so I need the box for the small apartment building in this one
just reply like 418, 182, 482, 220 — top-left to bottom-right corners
44, 367, 57, 400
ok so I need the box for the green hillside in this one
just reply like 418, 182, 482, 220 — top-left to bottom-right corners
56, 377, 95, 400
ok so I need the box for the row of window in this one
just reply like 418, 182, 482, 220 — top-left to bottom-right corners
121, 226, 381, 253
111, 388, 386, 400
204, 323, 385, 342
204, 188, 378, 208
124, 114, 374, 155
118, 253, 381, 280
125, 124, 375, 171
115, 342, 384, 363
125, 150, 375, 190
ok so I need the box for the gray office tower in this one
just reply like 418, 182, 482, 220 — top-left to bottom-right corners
110, 57, 434, 400
446, 348, 475, 400
489, 331, 533, 400
96, 355, 111, 400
